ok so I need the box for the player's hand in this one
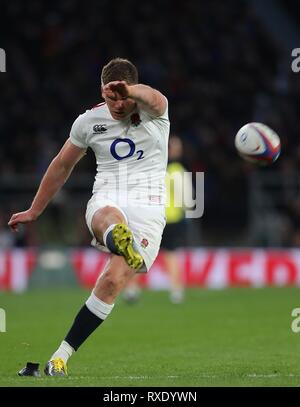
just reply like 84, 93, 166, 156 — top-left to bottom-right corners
8, 209, 38, 232
102, 81, 130, 100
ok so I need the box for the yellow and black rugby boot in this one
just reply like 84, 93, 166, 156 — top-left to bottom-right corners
112, 223, 144, 270
44, 358, 67, 377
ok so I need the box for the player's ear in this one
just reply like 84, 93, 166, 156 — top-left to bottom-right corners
101, 86, 105, 100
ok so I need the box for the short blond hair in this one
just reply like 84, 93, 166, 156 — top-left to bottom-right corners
101, 58, 138, 85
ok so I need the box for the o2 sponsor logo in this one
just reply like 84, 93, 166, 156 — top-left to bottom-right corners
110, 138, 144, 161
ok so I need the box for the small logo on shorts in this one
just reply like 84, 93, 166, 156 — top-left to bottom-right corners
141, 238, 148, 248
149, 195, 161, 203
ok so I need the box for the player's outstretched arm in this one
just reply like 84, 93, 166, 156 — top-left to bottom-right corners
8, 139, 86, 232
103, 81, 167, 117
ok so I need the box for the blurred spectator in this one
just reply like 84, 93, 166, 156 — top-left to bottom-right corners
161, 135, 193, 303
0, 211, 15, 248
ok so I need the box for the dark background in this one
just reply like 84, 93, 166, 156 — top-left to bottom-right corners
1, 0, 300, 248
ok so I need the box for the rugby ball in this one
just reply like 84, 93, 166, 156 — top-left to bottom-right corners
235, 122, 281, 165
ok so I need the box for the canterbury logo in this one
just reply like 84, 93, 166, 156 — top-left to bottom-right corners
93, 124, 107, 133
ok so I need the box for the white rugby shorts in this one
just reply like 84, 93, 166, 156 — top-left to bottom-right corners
85, 193, 166, 272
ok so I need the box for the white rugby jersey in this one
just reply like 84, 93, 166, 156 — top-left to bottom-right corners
69, 101, 169, 205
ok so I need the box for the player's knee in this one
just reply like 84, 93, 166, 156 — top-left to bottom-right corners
92, 206, 125, 237
101, 205, 125, 222
92, 206, 114, 228
99, 205, 119, 218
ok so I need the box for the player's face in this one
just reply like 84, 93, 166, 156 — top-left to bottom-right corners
102, 92, 137, 120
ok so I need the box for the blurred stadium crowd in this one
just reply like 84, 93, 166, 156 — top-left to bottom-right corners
1, 0, 300, 248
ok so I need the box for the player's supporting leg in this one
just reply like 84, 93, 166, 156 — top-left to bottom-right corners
45, 207, 143, 376
122, 273, 142, 303
164, 250, 184, 304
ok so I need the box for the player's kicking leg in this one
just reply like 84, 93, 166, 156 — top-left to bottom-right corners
92, 205, 143, 269
45, 207, 143, 376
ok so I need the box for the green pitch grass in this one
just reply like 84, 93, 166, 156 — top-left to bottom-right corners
0, 287, 300, 387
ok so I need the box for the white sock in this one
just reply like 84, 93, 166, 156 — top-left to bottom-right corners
170, 289, 184, 304
86, 291, 114, 320
102, 224, 117, 248
51, 340, 75, 364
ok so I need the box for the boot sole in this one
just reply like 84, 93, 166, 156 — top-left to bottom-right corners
112, 224, 143, 270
